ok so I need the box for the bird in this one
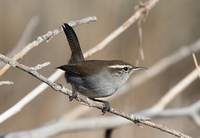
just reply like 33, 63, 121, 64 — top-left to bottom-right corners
57, 23, 147, 114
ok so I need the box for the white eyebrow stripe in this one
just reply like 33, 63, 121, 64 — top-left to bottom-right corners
108, 65, 132, 68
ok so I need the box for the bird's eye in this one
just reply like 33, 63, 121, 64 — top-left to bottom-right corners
123, 67, 128, 71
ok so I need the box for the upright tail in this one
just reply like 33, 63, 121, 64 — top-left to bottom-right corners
62, 23, 84, 63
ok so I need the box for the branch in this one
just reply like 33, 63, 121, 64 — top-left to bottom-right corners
3, 108, 195, 138
4, 99, 199, 138
192, 53, 200, 79
0, 54, 193, 138
136, 15, 145, 66
6, 100, 200, 138
0, 16, 97, 77
83, 0, 159, 59
149, 67, 199, 113
0, 81, 13, 86
30, 62, 50, 71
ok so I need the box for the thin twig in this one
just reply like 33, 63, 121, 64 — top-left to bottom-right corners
30, 62, 50, 71
192, 53, 200, 79
83, 0, 159, 59
0, 81, 13, 86
149, 65, 199, 113
136, 15, 145, 66
0, 54, 192, 138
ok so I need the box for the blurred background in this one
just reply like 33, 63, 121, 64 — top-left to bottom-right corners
0, 0, 200, 137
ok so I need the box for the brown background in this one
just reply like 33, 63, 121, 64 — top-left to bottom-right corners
1, 0, 200, 137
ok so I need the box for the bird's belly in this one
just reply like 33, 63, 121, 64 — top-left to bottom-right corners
77, 83, 117, 98
67, 74, 118, 98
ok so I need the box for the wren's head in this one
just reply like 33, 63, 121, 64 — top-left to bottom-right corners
105, 60, 147, 89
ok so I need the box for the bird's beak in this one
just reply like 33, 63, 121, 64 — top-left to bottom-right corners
134, 67, 148, 70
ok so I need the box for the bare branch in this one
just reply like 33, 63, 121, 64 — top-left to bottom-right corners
139, 100, 200, 126
2, 113, 193, 138
83, 0, 159, 59
192, 53, 200, 79
30, 62, 50, 71
0, 81, 13, 86
4, 100, 199, 138
136, 15, 145, 66
0, 53, 192, 138
149, 65, 199, 113
0, 16, 97, 77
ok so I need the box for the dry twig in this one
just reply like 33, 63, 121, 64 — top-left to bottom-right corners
83, 0, 159, 58
0, 81, 13, 86
192, 53, 200, 79
149, 65, 199, 113
30, 62, 50, 71
136, 15, 146, 66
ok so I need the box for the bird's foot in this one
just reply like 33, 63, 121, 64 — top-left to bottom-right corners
102, 101, 110, 115
69, 84, 77, 101
69, 91, 77, 101
91, 98, 110, 115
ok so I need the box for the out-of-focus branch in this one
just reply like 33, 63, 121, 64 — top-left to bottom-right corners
0, 16, 97, 77
83, 0, 159, 58
0, 54, 192, 138
139, 100, 200, 125
4, 100, 199, 138
148, 65, 199, 113
0, 16, 40, 68
192, 53, 200, 79
136, 15, 145, 66
4, 95, 199, 138
2, 112, 192, 138
0, 81, 13, 86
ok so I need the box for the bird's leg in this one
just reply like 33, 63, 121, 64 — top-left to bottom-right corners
69, 84, 77, 101
91, 98, 110, 115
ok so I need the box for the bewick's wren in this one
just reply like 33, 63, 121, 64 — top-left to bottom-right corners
57, 23, 147, 114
